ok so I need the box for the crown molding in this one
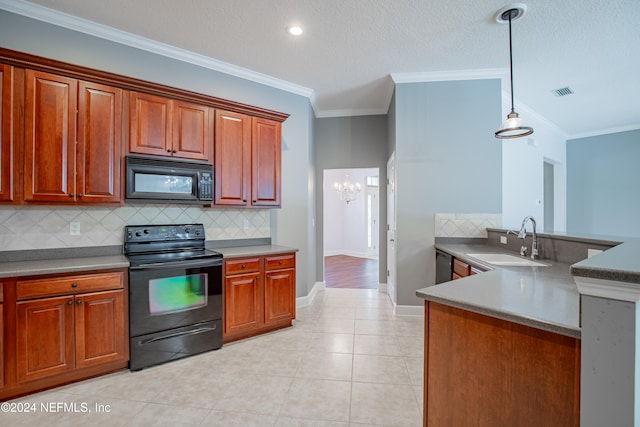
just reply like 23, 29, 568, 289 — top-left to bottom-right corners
0, 0, 315, 100
567, 124, 640, 141
391, 68, 507, 84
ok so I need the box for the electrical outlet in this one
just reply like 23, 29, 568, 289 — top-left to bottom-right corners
70, 222, 81, 236
500, 236, 507, 244
243, 219, 249, 230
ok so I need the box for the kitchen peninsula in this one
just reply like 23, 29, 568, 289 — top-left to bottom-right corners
417, 229, 639, 427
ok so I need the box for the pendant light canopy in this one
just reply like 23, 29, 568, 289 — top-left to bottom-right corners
495, 4, 533, 139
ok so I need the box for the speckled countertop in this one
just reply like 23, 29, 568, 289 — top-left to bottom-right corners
213, 245, 298, 258
570, 238, 640, 284
0, 255, 130, 279
0, 244, 298, 279
417, 243, 581, 338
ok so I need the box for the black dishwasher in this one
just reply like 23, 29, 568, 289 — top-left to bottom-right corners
435, 250, 453, 284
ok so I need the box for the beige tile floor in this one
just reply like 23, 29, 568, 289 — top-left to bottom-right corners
1, 288, 424, 427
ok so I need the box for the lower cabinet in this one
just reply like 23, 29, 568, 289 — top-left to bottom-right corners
224, 253, 295, 342
1, 269, 128, 400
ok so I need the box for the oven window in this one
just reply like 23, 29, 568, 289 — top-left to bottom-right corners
148, 274, 208, 315
135, 173, 193, 194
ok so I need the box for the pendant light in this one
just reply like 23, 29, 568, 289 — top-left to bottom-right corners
495, 4, 533, 139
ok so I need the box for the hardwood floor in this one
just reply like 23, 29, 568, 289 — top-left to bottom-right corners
324, 255, 379, 289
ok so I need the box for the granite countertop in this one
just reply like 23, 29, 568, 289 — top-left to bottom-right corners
0, 255, 130, 279
417, 243, 580, 338
213, 245, 298, 259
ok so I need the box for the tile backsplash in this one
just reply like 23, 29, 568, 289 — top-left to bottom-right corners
435, 213, 502, 238
0, 205, 270, 252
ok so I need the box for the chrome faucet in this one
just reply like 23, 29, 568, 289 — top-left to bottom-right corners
512, 216, 538, 259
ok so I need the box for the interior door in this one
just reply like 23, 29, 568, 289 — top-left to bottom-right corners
386, 152, 397, 304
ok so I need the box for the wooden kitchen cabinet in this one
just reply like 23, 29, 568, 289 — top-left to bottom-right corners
223, 253, 296, 342
0, 64, 16, 203
0, 283, 4, 391
214, 110, 281, 207
129, 91, 213, 162
1, 269, 128, 400
452, 257, 487, 280
24, 70, 122, 204
424, 301, 580, 426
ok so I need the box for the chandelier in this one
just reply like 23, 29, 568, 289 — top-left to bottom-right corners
334, 174, 361, 204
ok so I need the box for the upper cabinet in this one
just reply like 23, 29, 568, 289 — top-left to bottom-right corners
129, 92, 213, 163
24, 70, 122, 204
0, 64, 14, 202
215, 110, 281, 207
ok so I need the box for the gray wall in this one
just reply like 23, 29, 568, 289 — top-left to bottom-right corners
0, 10, 317, 297
567, 129, 640, 238
314, 115, 389, 282
393, 79, 502, 305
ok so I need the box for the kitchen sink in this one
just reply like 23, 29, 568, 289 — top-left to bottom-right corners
466, 253, 550, 267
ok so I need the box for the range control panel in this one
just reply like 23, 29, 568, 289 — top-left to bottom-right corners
124, 224, 205, 243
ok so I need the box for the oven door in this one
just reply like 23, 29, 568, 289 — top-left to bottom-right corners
129, 259, 222, 338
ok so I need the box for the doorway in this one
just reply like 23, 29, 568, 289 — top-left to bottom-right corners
323, 168, 380, 289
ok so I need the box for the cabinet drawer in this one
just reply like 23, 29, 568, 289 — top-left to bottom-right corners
17, 271, 124, 300
225, 257, 261, 275
453, 258, 470, 278
0, 282, 3, 302
265, 253, 295, 271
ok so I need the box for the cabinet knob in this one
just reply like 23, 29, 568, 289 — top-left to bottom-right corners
166, 149, 172, 153
266, 275, 271, 279
172, 150, 177, 154
77, 194, 83, 198
69, 193, 74, 197
279, 260, 283, 265
241, 264, 246, 269
76, 299, 82, 305
255, 276, 260, 281
67, 300, 73, 306
71, 283, 78, 288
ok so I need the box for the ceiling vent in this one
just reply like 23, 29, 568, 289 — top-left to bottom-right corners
552, 86, 574, 97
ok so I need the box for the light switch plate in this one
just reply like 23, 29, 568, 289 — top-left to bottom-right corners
500, 236, 507, 244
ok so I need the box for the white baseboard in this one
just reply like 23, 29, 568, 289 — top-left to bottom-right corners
378, 282, 388, 293
394, 304, 424, 317
296, 281, 325, 308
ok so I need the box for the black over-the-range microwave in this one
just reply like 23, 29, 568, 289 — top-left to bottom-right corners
125, 155, 214, 204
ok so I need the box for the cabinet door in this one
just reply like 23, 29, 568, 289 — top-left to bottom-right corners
0, 65, 13, 202
77, 81, 122, 203
16, 295, 75, 383
129, 91, 171, 156
172, 100, 213, 162
264, 268, 295, 326
214, 110, 251, 206
224, 272, 262, 335
75, 290, 126, 369
24, 70, 77, 202
251, 117, 281, 207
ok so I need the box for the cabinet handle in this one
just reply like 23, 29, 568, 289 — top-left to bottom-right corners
172, 150, 177, 154
71, 283, 78, 288
69, 193, 74, 197
76, 299, 82, 305
279, 260, 283, 265
67, 300, 73, 306
241, 264, 246, 269
243, 199, 247, 203
267, 275, 271, 279
166, 149, 172, 153
255, 276, 260, 281
77, 194, 83, 198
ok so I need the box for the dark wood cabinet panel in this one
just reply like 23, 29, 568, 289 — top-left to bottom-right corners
424, 302, 580, 427
172, 100, 213, 162
223, 253, 296, 342
129, 91, 171, 157
77, 81, 122, 203
214, 109, 251, 206
0, 64, 14, 202
75, 289, 126, 369
224, 272, 261, 336
264, 268, 295, 326
251, 117, 281, 207
16, 295, 75, 383
24, 70, 77, 202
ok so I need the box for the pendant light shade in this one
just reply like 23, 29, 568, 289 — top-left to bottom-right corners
495, 4, 533, 139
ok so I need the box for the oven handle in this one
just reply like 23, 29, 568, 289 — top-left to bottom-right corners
139, 326, 217, 345
129, 258, 222, 270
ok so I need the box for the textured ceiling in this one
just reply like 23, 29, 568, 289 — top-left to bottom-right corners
5, 0, 640, 137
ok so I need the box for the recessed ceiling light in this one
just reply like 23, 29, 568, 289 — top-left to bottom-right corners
286, 25, 303, 36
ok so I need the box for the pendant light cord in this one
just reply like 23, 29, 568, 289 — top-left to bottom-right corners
508, 12, 515, 114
